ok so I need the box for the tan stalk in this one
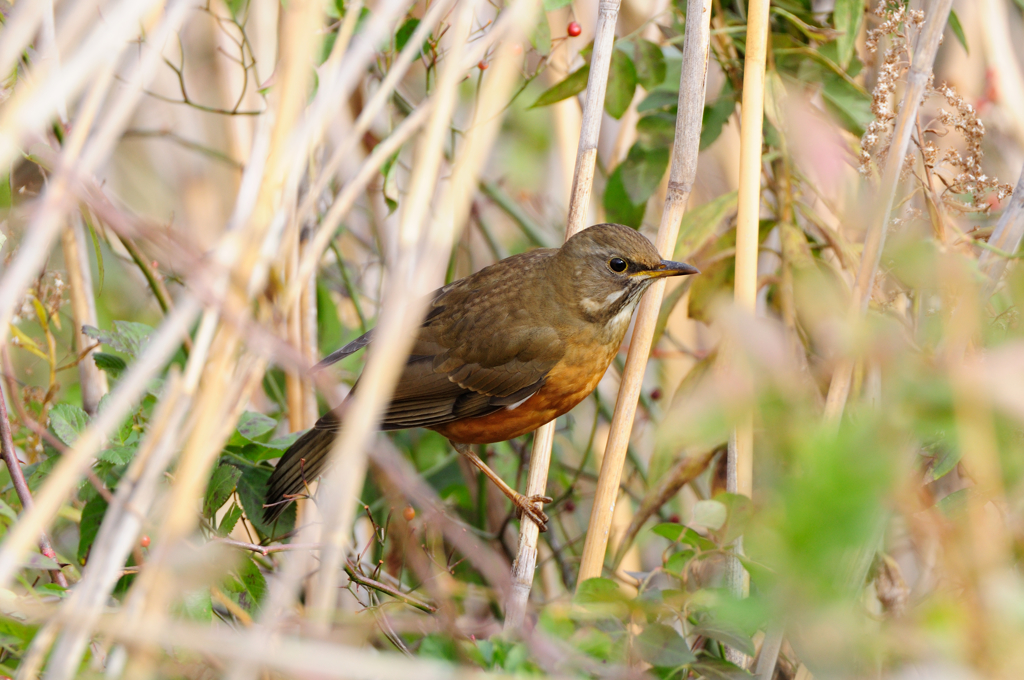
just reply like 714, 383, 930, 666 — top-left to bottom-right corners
724, 0, 771, 665
61, 215, 108, 415
0, 0, 195, 592
573, 0, 714, 588
308, 0, 486, 624
978, 0, 1024, 147
286, 0, 523, 306
979, 163, 1024, 296
823, 0, 953, 421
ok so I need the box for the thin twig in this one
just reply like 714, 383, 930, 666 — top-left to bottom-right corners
0, 377, 67, 587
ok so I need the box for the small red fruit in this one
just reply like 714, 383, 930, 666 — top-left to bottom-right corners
650, 387, 662, 401
564, 499, 576, 512
140, 535, 150, 548
567, 21, 582, 37
511, 43, 523, 56
667, 514, 681, 524
403, 506, 416, 522
478, 60, 488, 70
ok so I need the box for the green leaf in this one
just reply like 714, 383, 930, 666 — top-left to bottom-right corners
204, 464, 242, 518
236, 557, 267, 612
24, 553, 61, 571
636, 623, 696, 668
574, 577, 621, 601
83, 321, 155, 359
395, 18, 428, 59
226, 0, 248, 20
636, 112, 676, 150
604, 49, 638, 119
0, 499, 18, 524
50, 403, 89, 447
98, 445, 136, 466
948, 9, 968, 54
652, 523, 717, 551
603, 165, 647, 228
93, 352, 127, 377
690, 659, 754, 679
832, 0, 865, 68
234, 411, 277, 443
821, 73, 872, 135
543, 0, 572, 10
622, 39, 666, 90
381, 151, 401, 214
691, 499, 727, 531
530, 65, 590, 109
690, 623, 755, 657
234, 464, 295, 538
177, 589, 212, 622
531, 19, 552, 57
637, 89, 677, 113
0, 173, 11, 209
618, 144, 670, 205
675, 190, 738, 259
218, 503, 244, 536
78, 495, 108, 563
700, 83, 736, 150
716, 492, 754, 543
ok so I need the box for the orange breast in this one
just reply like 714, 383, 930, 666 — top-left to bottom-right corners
432, 342, 619, 445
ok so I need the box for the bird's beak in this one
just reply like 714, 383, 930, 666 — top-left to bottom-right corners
641, 260, 700, 279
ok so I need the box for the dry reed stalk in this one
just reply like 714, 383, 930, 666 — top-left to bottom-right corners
506, 0, 627, 629
0, 0, 197, 587
61, 216, 108, 415
730, 0, 770, 500
94, 614, 563, 680
307, 0, 484, 623
0, 1, 46, 83
0, 0, 166, 170
287, 0, 520, 306
39, 310, 220, 679
573, 0, 714, 588
823, 0, 953, 421
0, 380, 66, 588
979, 0, 1024, 147
980, 163, 1024, 296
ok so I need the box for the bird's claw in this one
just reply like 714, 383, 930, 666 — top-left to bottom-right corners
515, 494, 553, 532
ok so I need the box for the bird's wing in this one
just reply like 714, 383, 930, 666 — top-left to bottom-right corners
316, 249, 563, 432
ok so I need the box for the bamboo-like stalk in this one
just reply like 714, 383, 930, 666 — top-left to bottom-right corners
823, 0, 953, 421
572, 0, 714, 588
308, 0, 486, 623
724, 0, 771, 666
0, 380, 67, 588
61, 215, 108, 415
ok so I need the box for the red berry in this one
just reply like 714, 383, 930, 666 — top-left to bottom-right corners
510, 43, 523, 56
567, 21, 582, 37
403, 506, 416, 522
478, 60, 488, 70
140, 535, 150, 548
667, 514, 681, 524
650, 388, 662, 401
564, 499, 576, 512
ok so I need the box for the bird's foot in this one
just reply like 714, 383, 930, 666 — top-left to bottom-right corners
513, 494, 553, 532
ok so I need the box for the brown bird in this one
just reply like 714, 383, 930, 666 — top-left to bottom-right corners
263, 223, 698, 530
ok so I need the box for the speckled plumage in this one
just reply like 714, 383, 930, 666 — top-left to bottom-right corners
264, 224, 698, 527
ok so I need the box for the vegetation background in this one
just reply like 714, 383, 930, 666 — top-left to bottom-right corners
1, 0, 1023, 678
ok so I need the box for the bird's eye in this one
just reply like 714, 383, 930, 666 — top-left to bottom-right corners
609, 257, 627, 273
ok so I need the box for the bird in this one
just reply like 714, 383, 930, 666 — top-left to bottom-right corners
263, 223, 698, 531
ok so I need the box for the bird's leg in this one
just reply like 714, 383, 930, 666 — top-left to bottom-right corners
450, 441, 552, 532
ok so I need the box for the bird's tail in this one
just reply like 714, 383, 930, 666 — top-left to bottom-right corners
263, 426, 336, 523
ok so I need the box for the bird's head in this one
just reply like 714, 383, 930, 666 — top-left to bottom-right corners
558, 223, 699, 324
